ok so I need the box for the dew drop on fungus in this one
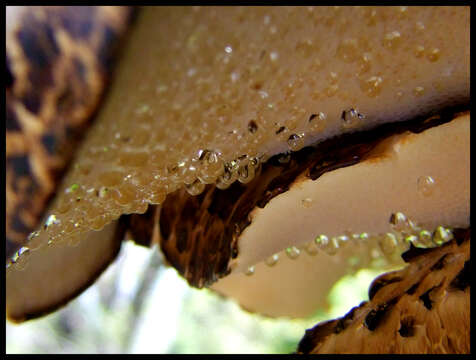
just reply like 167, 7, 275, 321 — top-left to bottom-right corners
414, 86, 425, 96
27, 231, 42, 250
287, 133, 305, 151
383, 31, 402, 49
379, 233, 398, 255
185, 179, 206, 196
301, 198, 313, 208
389, 212, 410, 233
414, 45, 425, 58
304, 241, 319, 256
360, 76, 383, 98
285, 246, 301, 259
245, 265, 255, 276
418, 230, 433, 247
265, 254, 279, 267
336, 38, 359, 63
432, 226, 453, 245
323, 237, 339, 255
341, 108, 365, 129
315, 234, 329, 248
427, 48, 441, 62
417, 175, 435, 197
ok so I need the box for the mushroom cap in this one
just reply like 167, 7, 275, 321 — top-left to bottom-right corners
6, 6, 470, 325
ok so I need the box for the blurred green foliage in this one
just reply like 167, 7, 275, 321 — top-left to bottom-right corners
6, 243, 387, 354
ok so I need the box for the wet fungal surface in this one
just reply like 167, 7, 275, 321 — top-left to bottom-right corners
6, 7, 469, 334
297, 228, 470, 354
158, 107, 466, 288
10, 6, 468, 257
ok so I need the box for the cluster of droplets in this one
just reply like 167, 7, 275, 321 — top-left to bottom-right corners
243, 210, 455, 277
19, 6, 460, 253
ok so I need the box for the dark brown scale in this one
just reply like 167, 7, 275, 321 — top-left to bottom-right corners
368, 275, 402, 300
363, 298, 397, 331
398, 317, 416, 337
449, 260, 470, 291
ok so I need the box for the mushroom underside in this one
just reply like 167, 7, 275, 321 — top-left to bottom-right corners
6, 221, 125, 322
161, 111, 469, 317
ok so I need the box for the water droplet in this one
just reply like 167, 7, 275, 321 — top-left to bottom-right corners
404, 235, 418, 245
432, 226, 453, 245
324, 237, 339, 255
308, 112, 327, 132
337, 235, 350, 247
304, 241, 319, 256
224, 45, 233, 54
427, 48, 441, 62
66, 183, 79, 193
383, 31, 402, 49
415, 21, 425, 31
287, 133, 305, 151
414, 86, 425, 97
336, 38, 358, 63
285, 246, 301, 259
315, 234, 329, 248
418, 230, 433, 247
360, 76, 383, 97
245, 266, 255, 276
417, 175, 435, 197
44, 214, 60, 229
185, 179, 206, 196
99, 187, 109, 198
357, 53, 372, 75
341, 108, 365, 129
389, 212, 409, 232
265, 254, 279, 267
269, 51, 279, 62
230, 71, 239, 82
13, 247, 30, 271
148, 189, 167, 204
237, 162, 255, 184
301, 198, 313, 208
414, 45, 425, 58
379, 233, 398, 255
359, 233, 370, 241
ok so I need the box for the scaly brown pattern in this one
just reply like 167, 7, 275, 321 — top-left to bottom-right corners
6, 6, 133, 260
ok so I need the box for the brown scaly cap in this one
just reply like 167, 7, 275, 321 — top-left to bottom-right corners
6, 6, 133, 260
297, 228, 470, 354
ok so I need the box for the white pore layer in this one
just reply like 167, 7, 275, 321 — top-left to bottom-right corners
212, 114, 469, 317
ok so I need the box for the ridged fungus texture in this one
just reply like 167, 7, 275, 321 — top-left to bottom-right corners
297, 228, 470, 354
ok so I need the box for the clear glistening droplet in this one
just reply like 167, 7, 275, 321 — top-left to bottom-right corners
417, 175, 435, 197
265, 254, 279, 267
285, 246, 301, 259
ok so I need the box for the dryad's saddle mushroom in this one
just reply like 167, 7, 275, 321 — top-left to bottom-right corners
6, 6, 469, 354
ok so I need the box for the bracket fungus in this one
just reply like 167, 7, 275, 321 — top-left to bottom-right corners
6, 6, 469, 354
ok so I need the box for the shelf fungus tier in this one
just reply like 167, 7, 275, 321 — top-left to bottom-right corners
6, 6, 469, 324
297, 228, 470, 354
